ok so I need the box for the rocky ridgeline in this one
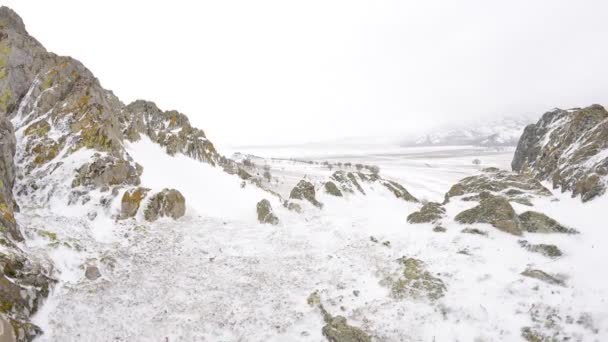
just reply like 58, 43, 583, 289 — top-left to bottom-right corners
0, 6, 230, 339
512, 104, 608, 201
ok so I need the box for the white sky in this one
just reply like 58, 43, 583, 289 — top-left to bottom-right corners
4, 0, 608, 147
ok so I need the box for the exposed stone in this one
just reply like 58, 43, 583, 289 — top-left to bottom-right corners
290, 180, 323, 208
518, 211, 578, 234
381, 180, 418, 202
283, 200, 302, 213
521, 269, 565, 286
444, 169, 551, 204
84, 266, 101, 280
120, 187, 150, 219
322, 316, 372, 342
455, 193, 522, 235
324, 181, 343, 197
72, 155, 142, 189
518, 240, 562, 258
512, 104, 608, 201
256, 199, 279, 225
307, 291, 371, 342
407, 202, 445, 224
143, 189, 186, 222
380, 257, 446, 301
461, 227, 488, 236
433, 225, 447, 233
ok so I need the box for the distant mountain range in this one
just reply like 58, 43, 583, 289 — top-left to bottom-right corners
401, 115, 535, 147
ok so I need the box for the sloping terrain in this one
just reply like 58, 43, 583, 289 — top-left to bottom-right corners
0, 5, 606, 342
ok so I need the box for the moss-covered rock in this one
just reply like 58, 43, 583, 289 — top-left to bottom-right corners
381, 257, 446, 301
256, 199, 279, 225
518, 211, 578, 234
455, 193, 522, 235
290, 180, 323, 208
120, 187, 150, 219
407, 202, 445, 224
324, 181, 343, 197
23, 120, 50, 137
72, 155, 142, 189
143, 189, 186, 222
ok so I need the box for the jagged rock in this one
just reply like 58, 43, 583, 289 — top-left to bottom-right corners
330, 171, 363, 194
380, 257, 446, 301
521, 269, 565, 286
256, 199, 279, 225
72, 155, 142, 189
518, 240, 562, 258
512, 104, 608, 201
407, 202, 445, 224
84, 266, 101, 280
143, 189, 186, 222
290, 180, 323, 208
381, 180, 418, 202
120, 187, 150, 219
518, 211, 577, 234
324, 181, 343, 197
455, 193, 522, 235
444, 169, 551, 204
124, 100, 219, 165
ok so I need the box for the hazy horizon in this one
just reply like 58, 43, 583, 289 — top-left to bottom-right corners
5, 0, 608, 147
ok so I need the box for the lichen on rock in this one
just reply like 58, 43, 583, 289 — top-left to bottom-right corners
380, 256, 446, 301
324, 181, 343, 197
454, 192, 522, 235
518, 211, 578, 234
256, 199, 279, 225
120, 187, 150, 219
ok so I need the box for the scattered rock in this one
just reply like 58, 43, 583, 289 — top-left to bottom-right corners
290, 180, 323, 208
455, 193, 522, 235
518, 211, 578, 234
518, 240, 562, 258
369, 236, 378, 243
407, 202, 445, 224
324, 181, 343, 197
380, 257, 446, 301
256, 199, 279, 225
521, 269, 565, 286
283, 200, 302, 213
143, 189, 186, 222
461, 227, 488, 236
85, 266, 101, 280
322, 315, 372, 342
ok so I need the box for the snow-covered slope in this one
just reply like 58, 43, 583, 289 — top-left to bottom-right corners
402, 115, 533, 147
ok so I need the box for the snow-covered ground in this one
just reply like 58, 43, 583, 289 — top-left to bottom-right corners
21, 142, 608, 341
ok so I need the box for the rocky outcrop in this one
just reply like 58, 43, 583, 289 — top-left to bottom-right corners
444, 168, 551, 205
518, 240, 562, 258
256, 199, 279, 225
512, 105, 608, 201
123, 100, 219, 165
521, 269, 565, 286
407, 202, 445, 224
455, 192, 522, 235
330, 170, 417, 202
143, 189, 186, 222
72, 155, 142, 189
289, 180, 323, 208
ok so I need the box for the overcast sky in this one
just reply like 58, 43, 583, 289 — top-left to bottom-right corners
4, 0, 608, 146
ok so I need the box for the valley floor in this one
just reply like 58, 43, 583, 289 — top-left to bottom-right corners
22, 145, 608, 341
